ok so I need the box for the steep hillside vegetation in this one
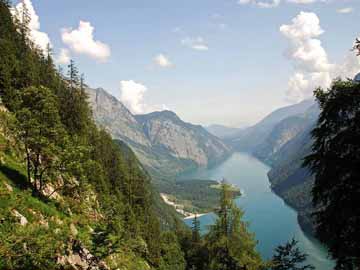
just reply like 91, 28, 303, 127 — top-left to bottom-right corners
0, 2, 185, 268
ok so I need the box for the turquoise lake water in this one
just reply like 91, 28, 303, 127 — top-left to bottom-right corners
182, 152, 334, 269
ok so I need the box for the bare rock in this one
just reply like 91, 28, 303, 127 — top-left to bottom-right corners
70, 223, 78, 236
3, 181, 13, 192
12, 209, 28, 226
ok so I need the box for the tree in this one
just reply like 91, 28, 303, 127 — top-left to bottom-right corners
204, 180, 263, 270
59, 60, 91, 135
192, 214, 201, 243
15, 86, 67, 195
352, 38, 360, 56
304, 79, 360, 270
271, 239, 314, 270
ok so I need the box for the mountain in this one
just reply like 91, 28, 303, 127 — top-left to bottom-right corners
226, 99, 315, 152
205, 124, 244, 139
86, 87, 231, 181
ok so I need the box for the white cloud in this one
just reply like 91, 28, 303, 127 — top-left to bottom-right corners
280, 12, 334, 102
11, 0, 51, 52
181, 37, 209, 51
55, 48, 71, 65
238, 0, 281, 8
119, 80, 169, 114
335, 52, 360, 79
154, 54, 173, 68
336, 7, 354, 14
119, 80, 148, 114
239, 0, 329, 8
287, 0, 317, 4
61, 21, 111, 62
281, 12, 360, 103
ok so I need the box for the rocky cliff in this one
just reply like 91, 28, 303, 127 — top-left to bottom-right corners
86, 87, 231, 178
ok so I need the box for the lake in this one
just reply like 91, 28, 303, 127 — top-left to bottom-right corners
181, 152, 334, 269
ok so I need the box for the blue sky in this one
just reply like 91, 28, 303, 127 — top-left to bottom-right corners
13, 0, 360, 126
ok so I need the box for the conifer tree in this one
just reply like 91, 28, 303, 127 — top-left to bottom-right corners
192, 214, 201, 243
15, 86, 67, 195
304, 78, 360, 270
204, 180, 263, 270
271, 239, 314, 270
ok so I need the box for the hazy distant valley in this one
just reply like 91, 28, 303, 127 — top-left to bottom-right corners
87, 86, 319, 236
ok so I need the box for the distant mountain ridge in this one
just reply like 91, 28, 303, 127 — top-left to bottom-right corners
205, 124, 244, 139
86, 87, 231, 181
226, 99, 315, 152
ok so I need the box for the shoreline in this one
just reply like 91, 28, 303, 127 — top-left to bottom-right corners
160, 193, 208, 220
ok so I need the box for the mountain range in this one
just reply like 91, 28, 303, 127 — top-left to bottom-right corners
85, 87, 231, 185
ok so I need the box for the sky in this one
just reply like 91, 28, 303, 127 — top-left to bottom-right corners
12, 0, 360, 127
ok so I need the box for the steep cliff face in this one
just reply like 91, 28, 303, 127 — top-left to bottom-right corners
86, 87, 150, 147
253, 116, 310, 165
136, 111, 230, 167
86, 87, 231, 178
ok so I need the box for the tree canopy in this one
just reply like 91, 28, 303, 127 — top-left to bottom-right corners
304, 79, 360, 270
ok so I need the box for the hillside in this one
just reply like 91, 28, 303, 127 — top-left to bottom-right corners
0, 2, 186, 268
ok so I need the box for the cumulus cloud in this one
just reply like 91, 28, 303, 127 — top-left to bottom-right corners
55, 48, 71, 65
239, 0, 329, 8
11, 0, 51, 52
181, 37, 209, 51
119, 80, 148, 114
238, 0, 280, 8
61, 21, 111, 62
281, 12, 360, 103
119, 80, 169, 114
280, 12, 334, 102
337, 7, 354, 14
287, 0, 317, 4
154, 54, 173, 68
280, 12, 332, 72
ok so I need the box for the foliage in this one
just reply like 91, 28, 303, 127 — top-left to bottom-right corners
0, 1, 186, 269
163, 179, 240, 213
271, 239, 314, 270
304, 79, 360, 270
204, 181, 263, 270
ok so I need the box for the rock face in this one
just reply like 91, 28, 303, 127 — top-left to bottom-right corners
58, 240, 109, 270
86, 87, 231, 177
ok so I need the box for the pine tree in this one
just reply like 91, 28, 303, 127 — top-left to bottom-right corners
204, 180, 263, 270
15, 86, 67, 195
271, 239, 314, 270
304, 79, 360, 270
192, 214, 201, 243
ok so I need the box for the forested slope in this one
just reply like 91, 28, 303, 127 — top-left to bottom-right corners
0, 1, 185, 268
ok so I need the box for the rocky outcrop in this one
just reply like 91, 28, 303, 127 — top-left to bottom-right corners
136, 111, 230, 167
58, 240, 110, 270
11, 209, 28, 226
86, 87, 231, 177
